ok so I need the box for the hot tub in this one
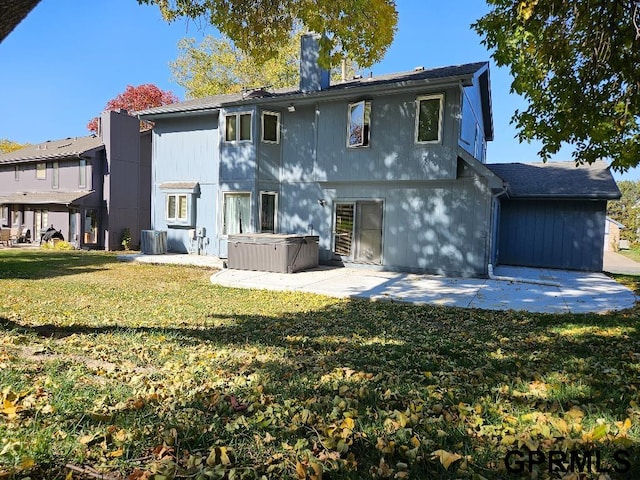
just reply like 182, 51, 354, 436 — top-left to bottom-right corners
227, 233, 319, 273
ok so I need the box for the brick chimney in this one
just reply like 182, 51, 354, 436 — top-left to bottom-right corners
300, 33, 330, 93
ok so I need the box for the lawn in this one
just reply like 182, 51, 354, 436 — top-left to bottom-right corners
620, 246, 640, 264
1, 250, 639, 479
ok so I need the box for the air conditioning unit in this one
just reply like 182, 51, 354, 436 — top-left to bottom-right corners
140, 230, 167, 255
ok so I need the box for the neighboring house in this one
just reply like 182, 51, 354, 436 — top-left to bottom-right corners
139, 34, 619, 275
0, 110, 151, 250
486, 161, 621, 271
604, 216, 625, 252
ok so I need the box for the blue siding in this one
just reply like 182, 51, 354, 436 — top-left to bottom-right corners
314, 88, 461, 182
152, 115, 219, 254
497, 199, 606, 271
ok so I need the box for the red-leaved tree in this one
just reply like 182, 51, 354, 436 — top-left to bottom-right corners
87, 84, 179, 132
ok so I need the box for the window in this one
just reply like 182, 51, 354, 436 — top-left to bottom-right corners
84, 209, 98, 244
79, 159, 86, 188
36, 162, 46, 179
223, 192, 250, 235
334, 203, 355, 256
347, 100, 371, 147
224, 113, 252, 142
52, 161, 59, 189
14, 166, 19, 181
166, 194, 189, 223
261, 111, 280, 143
35, 210, 49, 240
260, 192, 277, 232
415, 94, 443, 143
11, 207, 21, 226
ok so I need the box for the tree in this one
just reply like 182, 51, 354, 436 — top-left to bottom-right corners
171, 34, 299, 98
171, 32, 360, 98
473, 1, 640, 172
137, 0, 398, 69
607, 180, 640, 245
87, 84, 179, 132
0, 139, 28, 154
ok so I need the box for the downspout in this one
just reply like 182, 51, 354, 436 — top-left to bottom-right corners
487, 185, 561, 287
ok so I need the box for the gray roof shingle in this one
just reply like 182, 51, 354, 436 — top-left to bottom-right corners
0, 190, 92, 206
0, 135, 104, 164
486, 161, 621, 200
0, 0, 40, 43
137, 62, 489, 117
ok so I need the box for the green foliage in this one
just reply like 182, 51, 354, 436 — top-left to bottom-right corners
1, 250, 639, 478
474, 1, 640, 172
171, 32, 361, 98
138, 0, 397, 69
607, 180, 640, 245
121, 228, 132, 250
0, 139, 28, 154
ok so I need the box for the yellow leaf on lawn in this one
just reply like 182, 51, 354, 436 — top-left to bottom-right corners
432, 449, 463, 470
19, 456, 35, 469
79, 434, 95, 445
108, 448, 124, 458
341, 417, 355, 432
295, 461, 306, 479
566, 406, 585, 421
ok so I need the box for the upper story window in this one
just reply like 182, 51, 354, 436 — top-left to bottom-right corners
415, 94, 443, 144
224, 112, 252, 142
52, 161, 59, 189
78, 159, 87, 188
36, 162, 46, 180
347, 100, 371, 148
261, 111, 280, 144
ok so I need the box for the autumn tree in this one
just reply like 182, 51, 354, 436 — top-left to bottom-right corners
87, 84, 179, 132
607, 180, 640, 245
473, 1, 640, 172
137, 0, 398, 69
171, 32, 360, 98
0, 139, 28, 154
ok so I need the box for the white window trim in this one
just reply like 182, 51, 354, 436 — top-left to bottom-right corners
259, 191, 278, 233
221, 191, 252, 237
36, 162, 46, 180
224, 111, 253, 143
14, 165, 19, 181
346, 100, 371, 148
165, 193, 190, 224
78, 159, 87, 188
414, 94, 444, 144
52, 161, 59, 189
261, 111, 280, 144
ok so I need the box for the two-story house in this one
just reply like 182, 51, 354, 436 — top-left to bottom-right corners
0, 109, 151, 250
138, 34, 619, 275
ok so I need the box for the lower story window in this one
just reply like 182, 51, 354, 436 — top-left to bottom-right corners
35, 210, 49, 240
223, 192, 250, 235
166, 194, 188, 223
260, 192, 277, 233
84, 209, 98, 244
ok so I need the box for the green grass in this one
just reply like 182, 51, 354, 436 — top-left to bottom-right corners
620, 246, 640, 263
1, 249, 639, 479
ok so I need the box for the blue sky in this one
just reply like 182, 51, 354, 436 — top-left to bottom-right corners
1, 0, 638, 181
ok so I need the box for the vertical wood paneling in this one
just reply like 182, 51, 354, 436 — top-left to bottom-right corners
497, 199, 605, 271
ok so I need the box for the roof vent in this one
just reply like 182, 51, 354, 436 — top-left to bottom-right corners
242, 87, 272, 99
414, 66, 425, 71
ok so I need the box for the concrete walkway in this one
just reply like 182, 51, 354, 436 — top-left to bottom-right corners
118, 253, 637, 314
603, 251, 640, 275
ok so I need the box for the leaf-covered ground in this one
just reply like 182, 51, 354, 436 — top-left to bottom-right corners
0, 250, 639, 479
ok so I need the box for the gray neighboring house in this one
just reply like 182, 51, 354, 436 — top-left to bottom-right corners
486, 161, 621, 271
0, 110, 151, 250
139, 34, 619, 275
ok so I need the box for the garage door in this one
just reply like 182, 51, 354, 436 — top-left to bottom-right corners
497, 199, 606, 271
